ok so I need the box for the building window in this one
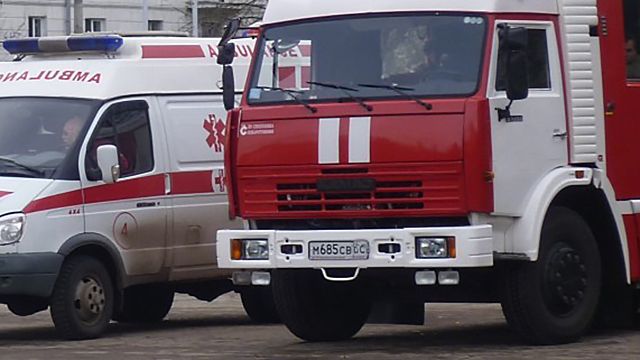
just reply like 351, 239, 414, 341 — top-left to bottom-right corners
85, 18, 106, 32
28, 16, 47, 37
148, 20, 163, 31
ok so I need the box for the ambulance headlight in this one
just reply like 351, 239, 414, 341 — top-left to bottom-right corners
0, 213, 25, 245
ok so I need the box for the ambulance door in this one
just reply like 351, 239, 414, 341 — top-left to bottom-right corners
598, 0, 640, 200
158, 95, 240, 281
80, 98, 169, 277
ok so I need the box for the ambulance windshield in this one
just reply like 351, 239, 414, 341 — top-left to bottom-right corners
0, 98, 97, 179
248, 13, 487, 105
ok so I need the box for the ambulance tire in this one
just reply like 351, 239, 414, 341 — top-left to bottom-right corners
272, 269, 370, 342
501, 206, 602, 345
240, 286, 280, 324
50, 255, 114, 340
113, 285, 174, 323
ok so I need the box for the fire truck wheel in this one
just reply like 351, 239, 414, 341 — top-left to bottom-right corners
50, 255, 114, 340
113, 285, 174, 323
272, 269, 370, 341
501, 206, 602, 345
240, 286, 280, 324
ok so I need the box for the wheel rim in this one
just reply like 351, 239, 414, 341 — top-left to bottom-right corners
543, 242, 589, 317
73, 275, 106, 325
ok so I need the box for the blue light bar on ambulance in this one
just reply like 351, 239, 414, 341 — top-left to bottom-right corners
3, 35, 123, 55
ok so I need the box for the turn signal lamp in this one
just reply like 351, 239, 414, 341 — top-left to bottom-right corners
3, 35, 123, 55
230, 239, 269, 260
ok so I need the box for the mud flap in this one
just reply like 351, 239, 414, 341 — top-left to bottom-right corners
367, 300, 425, 325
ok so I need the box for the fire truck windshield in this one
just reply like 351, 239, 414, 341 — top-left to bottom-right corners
247, 13, 487, 105
0, 97, 97, 179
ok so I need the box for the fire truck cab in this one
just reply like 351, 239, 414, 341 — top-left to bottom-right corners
0, 33, 265, 339
218, 0, 640, 344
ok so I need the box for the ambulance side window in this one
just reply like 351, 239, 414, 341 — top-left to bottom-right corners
496, 28, 551, 91
86, 101, 153, 180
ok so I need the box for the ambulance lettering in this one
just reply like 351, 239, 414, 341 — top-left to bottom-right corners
207, 43, 254, 59
0, 70, 102, 84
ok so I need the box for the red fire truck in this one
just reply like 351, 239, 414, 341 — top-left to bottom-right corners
216, 0, 640, 344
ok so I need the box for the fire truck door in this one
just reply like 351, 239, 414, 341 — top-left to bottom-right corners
487, 22, 568, 217
598, 0, 640, 200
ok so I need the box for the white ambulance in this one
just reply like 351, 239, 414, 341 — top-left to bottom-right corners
0, 33, 269, 340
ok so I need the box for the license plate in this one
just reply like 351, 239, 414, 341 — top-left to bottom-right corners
308, 240, 370, 260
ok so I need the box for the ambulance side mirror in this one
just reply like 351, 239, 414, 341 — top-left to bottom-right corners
96, 144, 120, 184
499, 25, 529, 101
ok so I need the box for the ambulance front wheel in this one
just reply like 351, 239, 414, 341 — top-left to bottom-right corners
501, 206, 602, 345
50, 255, 114, 340
272, 269, 370, 342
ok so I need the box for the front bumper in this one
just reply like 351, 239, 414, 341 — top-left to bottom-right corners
0, 252, 64, 298
217, 225, 493, 269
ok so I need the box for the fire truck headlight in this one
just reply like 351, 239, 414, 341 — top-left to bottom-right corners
231, 239, 269, 260
415, 237, 451, 259
0, 213, 25, 246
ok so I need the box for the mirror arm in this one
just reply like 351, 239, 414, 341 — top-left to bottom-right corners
495, 100, 513, 121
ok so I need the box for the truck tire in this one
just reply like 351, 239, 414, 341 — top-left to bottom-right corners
501, 206, 601, 344
113, 284, 174, 323
240, 286, 280, 323
50, 255, 114, 340
272, 269, 370, 341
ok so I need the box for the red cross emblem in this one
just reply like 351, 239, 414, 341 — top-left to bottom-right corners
213, 169, 226, 193
203, 114, 226, 153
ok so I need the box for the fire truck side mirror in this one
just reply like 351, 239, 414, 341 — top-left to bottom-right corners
499, 25, 529, 101
219, 19, 241, 48
222, 65, 236, 111
217, 42, 236, 66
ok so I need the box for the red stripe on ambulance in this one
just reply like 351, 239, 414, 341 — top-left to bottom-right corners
142, 45, 206, 59
23, 171, 222, 214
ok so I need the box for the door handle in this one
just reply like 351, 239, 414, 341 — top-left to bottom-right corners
164, 173, 172, 195
605, 102, 615, 116
552, 130, 568, 139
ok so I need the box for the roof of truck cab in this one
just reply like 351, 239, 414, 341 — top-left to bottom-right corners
0, 36, 254, 100
263, 0, 560, 24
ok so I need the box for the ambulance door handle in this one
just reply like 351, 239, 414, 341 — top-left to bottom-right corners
164, 173, 172, 195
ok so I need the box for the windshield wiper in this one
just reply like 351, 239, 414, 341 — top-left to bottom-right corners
256, 86, 317, 114
307, 81, 373, 112
358, 83, 433, 111
0, 157, 44, 178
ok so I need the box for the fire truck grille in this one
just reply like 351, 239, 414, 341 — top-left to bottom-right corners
238, 162, 466, 218
275, 181, 424, 212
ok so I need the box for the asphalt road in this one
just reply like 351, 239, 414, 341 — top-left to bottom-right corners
0, 293, 639, 359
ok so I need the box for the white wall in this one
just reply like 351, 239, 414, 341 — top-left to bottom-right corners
0, 0, 190, 59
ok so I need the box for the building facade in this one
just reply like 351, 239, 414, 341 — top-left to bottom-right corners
0, 0, 267, 58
